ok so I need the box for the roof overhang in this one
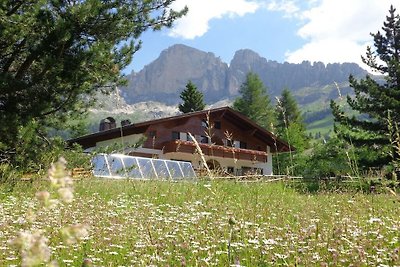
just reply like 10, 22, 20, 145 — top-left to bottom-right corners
68, 107, 293, 152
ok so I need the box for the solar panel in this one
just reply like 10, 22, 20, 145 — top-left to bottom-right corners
91, 154, 196, 180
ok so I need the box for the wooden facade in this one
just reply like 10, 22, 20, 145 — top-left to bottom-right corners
69, 107, 291, 175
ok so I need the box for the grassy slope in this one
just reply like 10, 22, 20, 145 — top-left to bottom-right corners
296, 83, 350, 137
1, 179, 399, 266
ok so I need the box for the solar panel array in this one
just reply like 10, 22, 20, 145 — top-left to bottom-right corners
92, 154, 196, 180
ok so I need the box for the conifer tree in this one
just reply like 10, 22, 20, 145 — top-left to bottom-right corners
276, 88, 308, 151
330, 5, 400, 169
275, 89, 305, 135
0, 0, 187, 166
233, 72, 274, 130
273, 88, 308, 176
178, 81, 205, 113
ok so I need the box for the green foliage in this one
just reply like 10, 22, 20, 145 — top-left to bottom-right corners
301, 137, 353, 179
0, 163, 18, 186
178, 81, 205, 113
275, 89, 309, 150
273, 89, 309, 175
331, 5, 400, 170
0, 0, 187, 168
274, 135, 355, 178
233, 72, 275, 130
0, 119, 91, 176
275, 89, 304, 134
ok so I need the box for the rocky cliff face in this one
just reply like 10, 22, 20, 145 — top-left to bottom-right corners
122, 44, 367, 105
123, 44, 229, 104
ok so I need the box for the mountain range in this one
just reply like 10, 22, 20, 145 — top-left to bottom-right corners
121, 44, 367, 106
89, 44, 375, 137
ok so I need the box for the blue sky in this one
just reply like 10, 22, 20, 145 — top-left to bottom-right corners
124, 0, 398, 74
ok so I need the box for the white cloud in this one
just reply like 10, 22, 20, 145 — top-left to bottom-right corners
284, 0, 398, 68
265, 0, 301, 18
168, 0, 260, 39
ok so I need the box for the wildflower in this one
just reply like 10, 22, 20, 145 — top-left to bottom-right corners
263, 239, 277, 245
26, 208, 36, 223
58, 187, 74, 203
12, 230, 51, 267
82, 258, 93, 267
368, 217, 382, 224
61, 224, 89, 245
181, 256, 186, 266
35, 191, 50, 206
247, 239, 259, 245
48, 157, 73, 189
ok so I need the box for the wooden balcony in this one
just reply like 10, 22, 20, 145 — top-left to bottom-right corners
162, 140, 268, 162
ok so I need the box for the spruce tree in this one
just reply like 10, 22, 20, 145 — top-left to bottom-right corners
330, 5, 400, 169
233, 72, 274, 130
275, 89, 305, 135
276, 89, 308, 150
274, 88, 308, 175
178, 81, 205, 113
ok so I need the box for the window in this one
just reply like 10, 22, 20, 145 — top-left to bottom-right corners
201, 119, 208, 128
214, 121, 221, 129
180, 132, 187, 141
242, 167, 252, 175
148, 131, 156, 138
240, 142, 247, 149
200, 135, 209, 144
227, 167, 234, 174
234, 140, 240, 148
172, 131, 180, 140
226, 139, 234, 147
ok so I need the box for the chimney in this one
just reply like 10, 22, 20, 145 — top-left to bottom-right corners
121, 119, 131, 127
99, 117, 116, 131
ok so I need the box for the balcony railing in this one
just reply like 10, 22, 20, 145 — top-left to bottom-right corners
162, 140, 268, 162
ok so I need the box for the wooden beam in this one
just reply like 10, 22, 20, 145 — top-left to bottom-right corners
218, 109, 227, 120
246, 129, 257, 136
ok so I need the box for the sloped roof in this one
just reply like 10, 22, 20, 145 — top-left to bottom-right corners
68, 106, 292, 152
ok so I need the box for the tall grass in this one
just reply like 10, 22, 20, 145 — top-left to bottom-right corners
1, 178, 400, 266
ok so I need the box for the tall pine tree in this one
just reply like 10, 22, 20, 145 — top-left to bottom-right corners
178, 81, 205, 113
273, 88, 308, 175
275, 89, 305, 134
275, 88, 308, 151
330, 5, 400, 169
0, 0, 187, 166
233, 72, 274, 130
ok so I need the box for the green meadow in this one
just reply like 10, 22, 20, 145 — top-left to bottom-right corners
1, 179, 399, 266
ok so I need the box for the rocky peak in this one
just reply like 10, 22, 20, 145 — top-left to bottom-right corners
123, 44, 229, 104
231, 49, 264, 65
122, 44, 368, 105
